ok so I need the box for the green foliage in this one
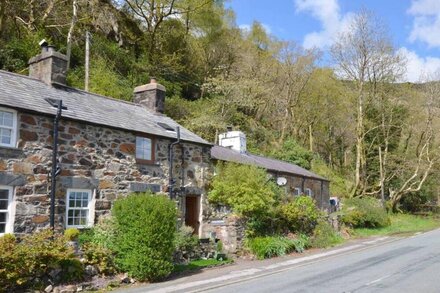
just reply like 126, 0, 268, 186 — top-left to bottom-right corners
77, 228, 94, 246
174, 259, 233, 273
174, 225, 199, 254
64, 228, 80, 241
280, 196, 322, 234
311, 158, 352, 197
353, 213, 440, 237
82, 243, 116, 276
0, 230, 82, 291
270, 139, 314, 170
208, 163, 279, 217
310, 221, 344, 248
341, 197, 391, 228
245, 236, 308, 260
112, 193, 177, 281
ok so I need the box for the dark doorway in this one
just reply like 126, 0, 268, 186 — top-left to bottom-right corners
185, 196, 200, 235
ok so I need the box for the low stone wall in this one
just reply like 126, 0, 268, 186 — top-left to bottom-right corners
202, 209, 246, 254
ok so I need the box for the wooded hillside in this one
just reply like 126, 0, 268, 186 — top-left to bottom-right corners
1, 0, 439, 211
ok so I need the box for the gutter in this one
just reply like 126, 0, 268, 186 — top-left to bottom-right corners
168, 126, 180, 199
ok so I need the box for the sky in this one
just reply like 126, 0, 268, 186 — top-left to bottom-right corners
227, 0, 440, 82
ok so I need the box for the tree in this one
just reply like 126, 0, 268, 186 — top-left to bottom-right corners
331, 9, 405, 197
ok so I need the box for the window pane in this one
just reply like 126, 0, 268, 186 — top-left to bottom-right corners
0, 128, 11, 145
0, 212, 6, 223
136, 137, 152, 160
0, 200, 7, 210
0, 223, 5, 233
0, 190, 8, 200
2, 112, 13, 127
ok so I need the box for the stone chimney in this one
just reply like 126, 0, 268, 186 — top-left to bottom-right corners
28, 42, 68, 85
133, 78, 166, 113
219, 130, 247, 153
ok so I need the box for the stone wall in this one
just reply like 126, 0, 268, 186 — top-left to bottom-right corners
280, 172, 330, 210
0, 111, 211, 234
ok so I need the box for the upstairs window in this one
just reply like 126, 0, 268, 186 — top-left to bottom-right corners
136, 136, 154, 163
66, 189, 93, 228
293, 187, 302, 196
0, 108, 17, 148
0, 186, 13, 235
305, 188, 313, 196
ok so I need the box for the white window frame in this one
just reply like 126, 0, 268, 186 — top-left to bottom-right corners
0, 185, 15, 235
0, 107, 17, 148
305, 188, 313, 196
293, 187, 302, 196
65, 189, 95, 228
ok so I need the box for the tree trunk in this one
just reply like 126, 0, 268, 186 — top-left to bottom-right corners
66, 0, 78, 71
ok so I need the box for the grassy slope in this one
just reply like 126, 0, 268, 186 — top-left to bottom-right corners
353, 214, 440, 237
174, 259, 233, 273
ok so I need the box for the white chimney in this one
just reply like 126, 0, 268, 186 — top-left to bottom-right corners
219, 130, 246, 153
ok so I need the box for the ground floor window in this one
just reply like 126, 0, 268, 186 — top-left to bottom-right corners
0, 185, 13, 235
66, 189, 94, 228
293, 187, 302, 196
305, 188, 313, 196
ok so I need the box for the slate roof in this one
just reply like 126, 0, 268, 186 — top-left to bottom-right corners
0, 70, 210, 145
211, 145, 329, 181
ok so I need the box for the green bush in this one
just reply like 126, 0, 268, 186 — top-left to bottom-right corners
64, 228, 80, 241
208, 163, 279, 217
82, 243, 116, 275
246, 236, 307, 259
310, 221, 343, 248
0, 230, 82, 291
280, 196, 322, 234
174, 225, 199, 255
341, 197, 390, 228
112, 193, 177, 281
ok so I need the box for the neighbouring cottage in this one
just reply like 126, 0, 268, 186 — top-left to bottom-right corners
0, 44, 212, 236
202, 130, 330, 253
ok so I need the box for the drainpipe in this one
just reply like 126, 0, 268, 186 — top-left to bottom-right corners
50, 100, 63, 230
168, 126, 180, 200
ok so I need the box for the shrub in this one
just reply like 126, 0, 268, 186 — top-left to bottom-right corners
64, 228, 80, 241
112, 193, 177, 281
78, 228, 94, 246
310, 221, 343, 248
208, 163, 279, 217
280, 196, 322, 234
82, 243, 116, 275
175, 225, 199, 254
341, 197, 390, 228
77, 215, 117, 249
0, 230, 82, 291
246, 236, 306, 259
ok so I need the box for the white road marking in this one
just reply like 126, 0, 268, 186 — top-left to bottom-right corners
365, 274, 392, 286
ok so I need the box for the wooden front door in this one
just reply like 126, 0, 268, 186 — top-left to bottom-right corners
185, 196, 199, 235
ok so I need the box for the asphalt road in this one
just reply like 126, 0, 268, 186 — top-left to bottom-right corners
207, 229, 440, 293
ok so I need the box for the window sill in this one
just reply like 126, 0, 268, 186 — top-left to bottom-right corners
136, 159, 159, 166
0, 147, 24, 159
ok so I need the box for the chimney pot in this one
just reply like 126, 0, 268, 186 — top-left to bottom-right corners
150, 77, 157, 84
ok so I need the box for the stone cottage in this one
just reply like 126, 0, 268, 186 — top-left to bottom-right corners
0, 44, 212, 236
202, 130, 330, 252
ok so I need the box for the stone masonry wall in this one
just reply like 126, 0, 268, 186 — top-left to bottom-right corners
0, 111, 211, 234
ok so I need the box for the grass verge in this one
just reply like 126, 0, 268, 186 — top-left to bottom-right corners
174, 259, 233, 273
353, 213, 440, 237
